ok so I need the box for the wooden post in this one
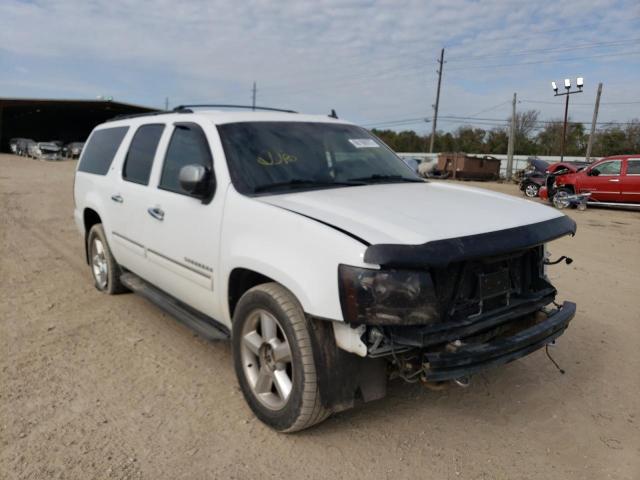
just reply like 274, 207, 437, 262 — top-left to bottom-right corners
506, 92, 516, 180
585, 82, 602, 161
429, 48, 445, 153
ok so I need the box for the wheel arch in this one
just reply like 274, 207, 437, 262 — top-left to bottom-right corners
227, 267, 275, 319
83, 208, 102, 264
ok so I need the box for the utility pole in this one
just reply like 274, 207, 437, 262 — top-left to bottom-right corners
585, 82, 602, 161
506, 92, 517, 180
164, 97, 169, 111
252, 81, 257, 110
560, 93, 570, 162
429, 48, 445, 153
551, 77, 583, 161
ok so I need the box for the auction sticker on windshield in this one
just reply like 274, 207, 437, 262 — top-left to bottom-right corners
348, 138, 379, 148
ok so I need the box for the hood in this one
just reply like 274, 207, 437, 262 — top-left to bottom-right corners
258, 182, 564, 245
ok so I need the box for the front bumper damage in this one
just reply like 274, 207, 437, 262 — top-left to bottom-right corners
390, 301, 575, 382
356, 215, 577, 385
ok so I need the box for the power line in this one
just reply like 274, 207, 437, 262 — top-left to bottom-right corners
522, 99, 640, 106
444, 16, 640, 55
446, 49, 640, 71
447, 38, 640, 63
364, 114, 638, 129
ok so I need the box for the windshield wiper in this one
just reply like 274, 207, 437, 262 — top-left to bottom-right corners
253, 179, 364, 193
347, 174, 424, 184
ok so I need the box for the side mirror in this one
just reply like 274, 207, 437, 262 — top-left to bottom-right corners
179, 164, 213, 198
589, 168, 600, 177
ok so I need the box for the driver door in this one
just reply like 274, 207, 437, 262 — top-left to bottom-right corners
579, 159, 622, 202
139, 122, 224, 318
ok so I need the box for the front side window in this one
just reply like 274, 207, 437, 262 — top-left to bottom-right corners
626, 159, 640, 175
78, 126, 129, 175
217, 122, 420, 195
159, 123, 213, 194
123, 124, 165, 185
594, 160, 621, 176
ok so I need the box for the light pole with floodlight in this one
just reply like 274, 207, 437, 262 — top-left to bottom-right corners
552, 77, 583, 161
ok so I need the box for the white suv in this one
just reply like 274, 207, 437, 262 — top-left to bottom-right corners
74, 106, 576, 432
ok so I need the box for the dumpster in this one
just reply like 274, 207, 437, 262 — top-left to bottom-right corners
437, 153, 501, 180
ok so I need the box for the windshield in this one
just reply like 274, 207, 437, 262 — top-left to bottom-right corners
218, 121, 421, 194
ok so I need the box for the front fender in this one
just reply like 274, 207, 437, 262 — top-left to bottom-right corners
219, 190, 371, 324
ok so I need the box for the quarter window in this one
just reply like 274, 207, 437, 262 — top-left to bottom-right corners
159, 123, 213, 194
78, 127, 129, 175
594, 160, 621, 175
626, 159, 640, 175
123, 124, 165, 185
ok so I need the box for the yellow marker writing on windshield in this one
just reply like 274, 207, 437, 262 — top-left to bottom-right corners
257, 151, 298, 166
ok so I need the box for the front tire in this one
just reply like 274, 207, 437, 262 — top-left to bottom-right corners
232, 283, 329, 432
524, 182, 539, 198
87, 224, 127, 294
552, 187, 573, 209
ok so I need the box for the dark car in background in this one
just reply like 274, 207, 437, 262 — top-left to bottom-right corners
16, 138, 36, 156
62, 142, 85, 159
519, 160, 590, 198
518, 159, 549, 197
9, 138, 23, 154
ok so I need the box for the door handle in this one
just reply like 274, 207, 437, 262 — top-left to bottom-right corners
608, 179, 620, 182
111, 194, 124, 203
147, 207, 165, 221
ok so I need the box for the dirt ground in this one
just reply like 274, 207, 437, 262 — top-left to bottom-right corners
1, 153, 638, 480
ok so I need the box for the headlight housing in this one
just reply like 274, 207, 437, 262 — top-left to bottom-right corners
338, 264, 440, 325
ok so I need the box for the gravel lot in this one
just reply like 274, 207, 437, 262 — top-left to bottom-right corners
1, 153, 638, 479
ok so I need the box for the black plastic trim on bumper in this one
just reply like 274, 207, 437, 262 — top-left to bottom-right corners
421, 301, 576, 382
364, 215, 577, 268
388, 290, 556, 347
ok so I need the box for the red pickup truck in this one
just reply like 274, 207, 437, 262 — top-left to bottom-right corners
540, 155, 640, 205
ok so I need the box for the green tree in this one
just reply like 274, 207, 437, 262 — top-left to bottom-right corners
485, 128, 509, 154
535, 119, 585, 156
454, 126, 487, 153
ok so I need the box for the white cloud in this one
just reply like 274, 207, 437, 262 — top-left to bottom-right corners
0, 0, 638, 129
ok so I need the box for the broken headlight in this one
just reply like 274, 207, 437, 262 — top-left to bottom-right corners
338, 265, 440, 325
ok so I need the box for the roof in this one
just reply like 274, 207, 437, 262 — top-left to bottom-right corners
0, 97, 155, 111
101, 109, 351, 128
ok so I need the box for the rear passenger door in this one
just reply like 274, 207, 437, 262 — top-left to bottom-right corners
108, 123, 165, 276
621, 158, 640, 203
138, 122, 223, 317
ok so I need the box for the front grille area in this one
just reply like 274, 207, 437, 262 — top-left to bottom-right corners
430, 245, 552, 323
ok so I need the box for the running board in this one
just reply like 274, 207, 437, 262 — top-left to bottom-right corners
587, 201, 640, 210
120, 272, 230, 341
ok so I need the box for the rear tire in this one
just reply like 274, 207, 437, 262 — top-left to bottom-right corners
87, 224, 127, 294
232, 282, 330, 432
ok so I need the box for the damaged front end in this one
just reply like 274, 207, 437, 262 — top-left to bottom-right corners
339, 216, 577, 386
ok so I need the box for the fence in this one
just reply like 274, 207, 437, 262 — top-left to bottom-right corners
396, 153, 600, 179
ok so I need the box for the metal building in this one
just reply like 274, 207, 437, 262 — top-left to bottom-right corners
0, 98, 156, 151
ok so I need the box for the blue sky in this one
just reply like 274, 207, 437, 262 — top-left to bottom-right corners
1, 0, 639, 133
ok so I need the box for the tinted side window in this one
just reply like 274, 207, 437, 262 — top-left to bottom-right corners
123, 124, 165, 185
595, 160, 621, 175
626, 159, 640, 175
159, 123, 212, 194
78, 127, 129, 175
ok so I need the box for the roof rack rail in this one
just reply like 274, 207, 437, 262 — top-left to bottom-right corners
172, 104, 297, 114
106, 110, 164, 122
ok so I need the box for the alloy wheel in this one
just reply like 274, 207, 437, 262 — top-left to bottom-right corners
91, 238, 108, 289
240, 309, 294, 411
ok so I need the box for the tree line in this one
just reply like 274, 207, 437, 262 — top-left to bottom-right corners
371, 110, 640, 157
